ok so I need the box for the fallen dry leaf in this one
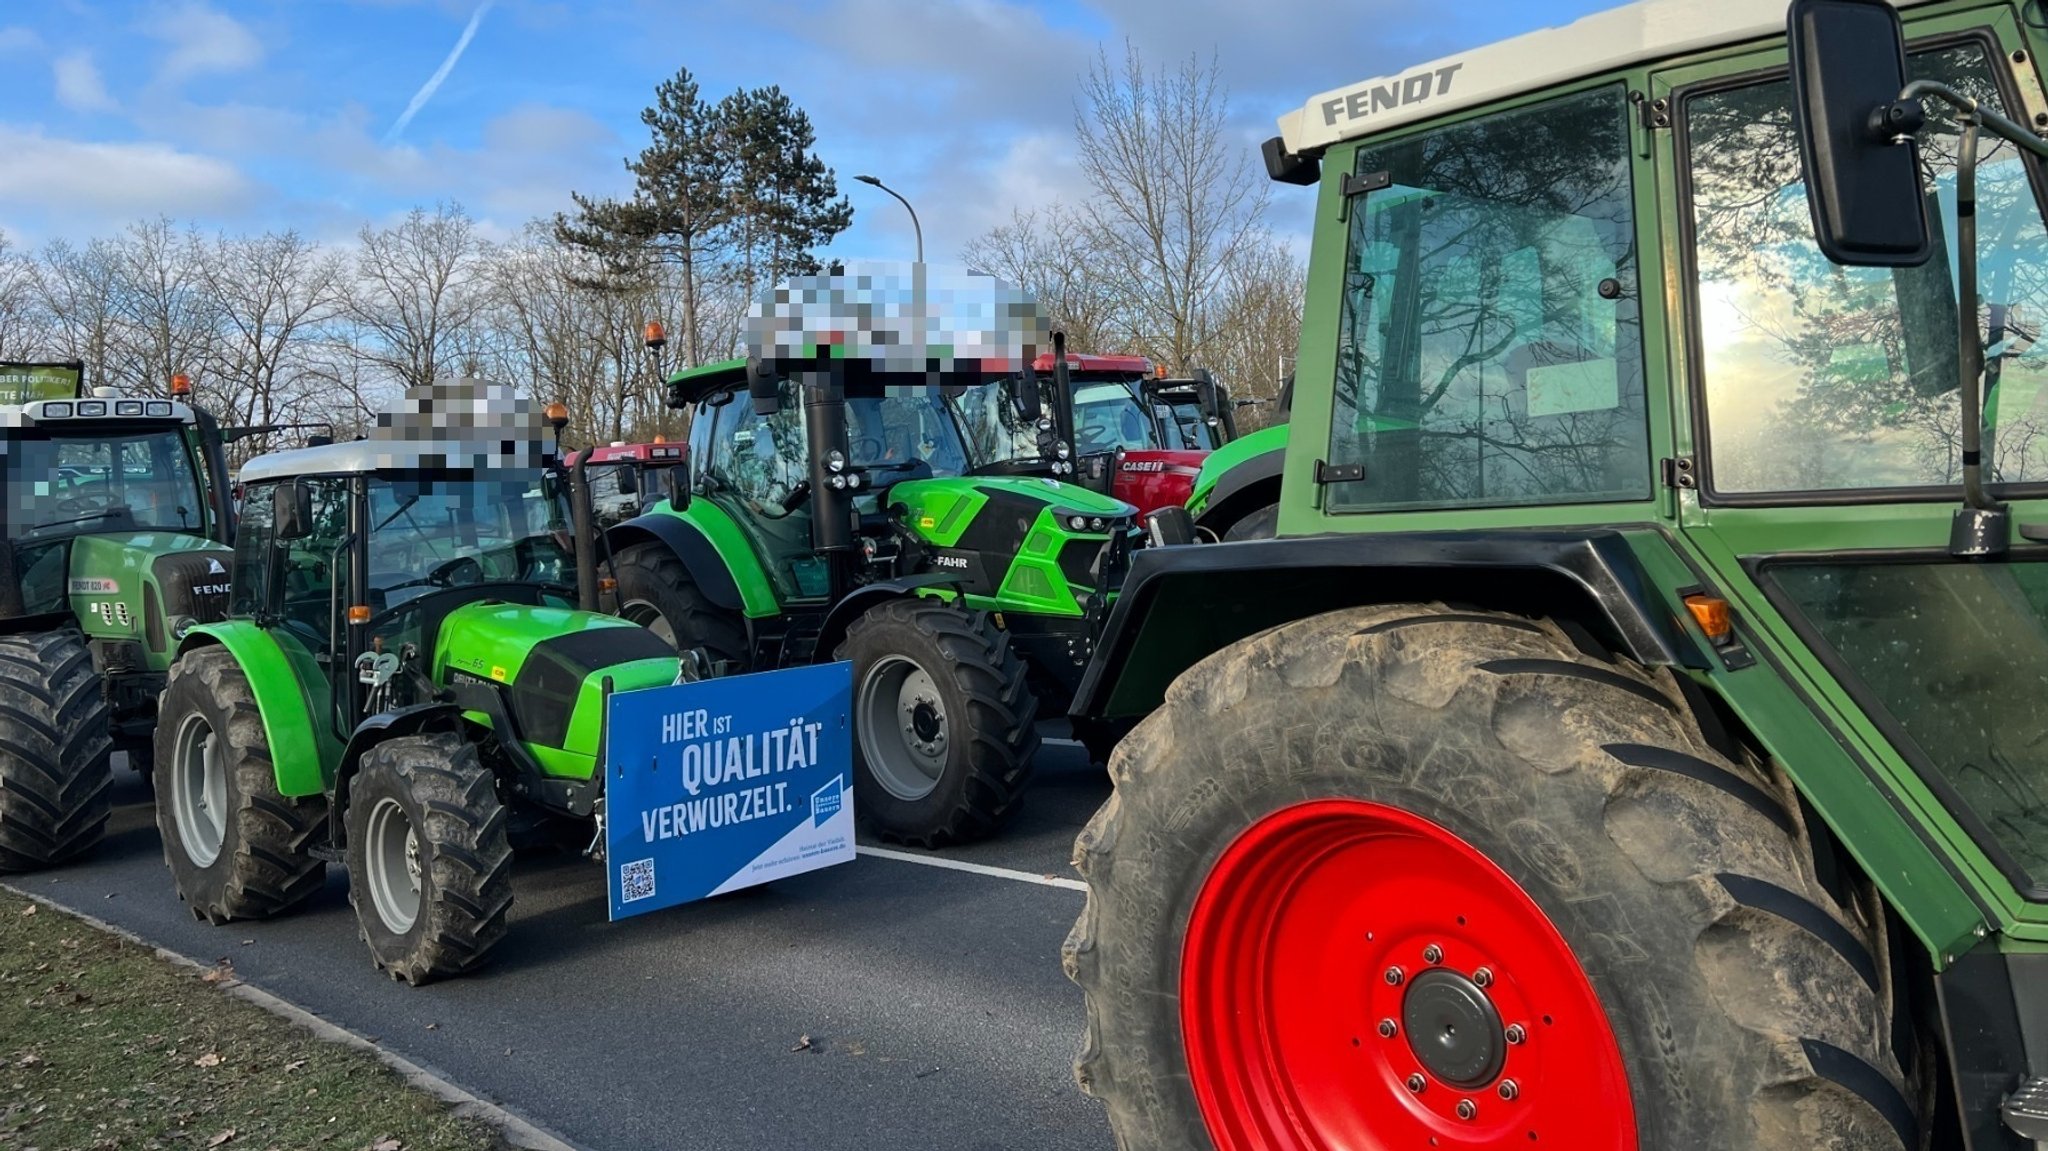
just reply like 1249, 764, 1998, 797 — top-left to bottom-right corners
283, 1060, 307, 1073
193, 1053, 223, 1068
18, 904, 34, 916
207, 1129, 237, 1147
15, 1053, 43, 1068
371, 1139, 403, 1151
790, 1034, 813, 1053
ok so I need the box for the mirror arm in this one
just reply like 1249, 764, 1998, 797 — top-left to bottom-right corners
1897, 81, 2048, 160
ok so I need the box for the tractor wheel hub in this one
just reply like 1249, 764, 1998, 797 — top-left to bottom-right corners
1402, 968, 1505, 1088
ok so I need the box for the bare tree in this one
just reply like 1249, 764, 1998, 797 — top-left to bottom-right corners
110, 217, 218, 395
32, 238, 124, 384
962, 204, 1122, 355
0, 230, 45, 360
195, 229, 342, 451
1204, 235, 1304, 428
1074, 43, 1269, 373
347, 203, 488, 390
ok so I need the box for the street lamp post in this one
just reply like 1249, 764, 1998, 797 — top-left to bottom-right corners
854, 174, 923, 265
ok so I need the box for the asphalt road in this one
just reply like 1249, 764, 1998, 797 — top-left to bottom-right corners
8, 740, 1118, 1151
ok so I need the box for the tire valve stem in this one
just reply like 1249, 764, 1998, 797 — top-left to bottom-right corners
1384, 966, 1405, 986
1377, 1018, 1397, 1039
1504, 1023, 1526, 1045
1456, 1099, 1477, 1120
1422, 943, 1442, 964
1406, 1074, 1427, 1094
1472, 966, 1494, 988
1498, 1080, 1519, 1101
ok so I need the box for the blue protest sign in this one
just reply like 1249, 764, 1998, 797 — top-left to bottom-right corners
604, 661, 855, 921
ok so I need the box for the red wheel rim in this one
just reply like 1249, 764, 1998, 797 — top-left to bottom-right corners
1181, 800, 1636, 1150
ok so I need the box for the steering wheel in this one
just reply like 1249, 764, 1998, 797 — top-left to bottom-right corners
850, 435, 885, 461
380, 555, 485, 595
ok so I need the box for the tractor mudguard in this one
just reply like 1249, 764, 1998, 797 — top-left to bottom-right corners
331, 702, 468, 841
815, 574, 963, 661
177, 621, 338, 798
1191, 442, 1283, 531
605, 506, 771, 617
1070, 528, 1706, 721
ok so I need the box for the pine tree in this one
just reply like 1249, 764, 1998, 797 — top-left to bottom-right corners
715, 86, 853, 299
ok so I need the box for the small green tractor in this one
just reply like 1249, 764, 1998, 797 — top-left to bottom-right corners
0, 363, 237, 872
1065, 1, 2048, 1147
152, 381, 678, 983
603, 270, 1140, 846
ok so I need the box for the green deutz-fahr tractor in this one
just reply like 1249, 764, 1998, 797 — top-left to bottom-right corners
153, 381, 678, 983
1064, 1, 2048, 1147
605, 270, 1139, 846
0, 362, 237, 872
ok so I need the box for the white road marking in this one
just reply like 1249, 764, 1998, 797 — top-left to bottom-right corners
857, 846, 1086, 891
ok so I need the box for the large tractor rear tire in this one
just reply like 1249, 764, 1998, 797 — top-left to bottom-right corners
1067, 605, 1922, 1151
155, 648, 327, 921
0, 631, 113, 872
837, 598, 1039, 847
345, 733, 512, 985
612, 543, 747, 664
1219, 503, 1277, 542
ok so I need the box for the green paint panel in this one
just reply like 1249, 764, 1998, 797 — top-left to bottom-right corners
66, 533, 230, 669
1188, 424, 1288, 516
539, 655, 680, 780
179, 622, 338, 798
893, 481, 990, 548
643, 499, 782, 618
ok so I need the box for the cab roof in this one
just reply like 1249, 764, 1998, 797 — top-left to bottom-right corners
239, 378, 555, 483
1033, 352, 1153, 377
1278, 0, 1937, 157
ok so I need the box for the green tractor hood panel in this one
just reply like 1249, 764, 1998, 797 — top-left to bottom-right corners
435, 601, 678, 778
66, 533, 233, 667
889, 475, 1137, 618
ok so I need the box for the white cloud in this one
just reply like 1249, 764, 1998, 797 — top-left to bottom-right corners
0, 126, 255, 222
141, 2, 265, 85
0, 26, 43, 54
52, 52, 118, 114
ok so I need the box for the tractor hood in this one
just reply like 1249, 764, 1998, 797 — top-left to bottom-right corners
1110, 449, 1209, 517
63, 532, 232, 666
886, 475, 1139, 618
434, 600, 678, 778
892, 474, 1132, 526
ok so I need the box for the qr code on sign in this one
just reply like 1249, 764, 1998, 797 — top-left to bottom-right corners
620, 858, 656, 903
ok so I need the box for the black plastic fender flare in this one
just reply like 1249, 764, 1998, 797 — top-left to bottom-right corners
814, 574, 964, 663
1195, 446, 1284, 535
604, 513, 745, 613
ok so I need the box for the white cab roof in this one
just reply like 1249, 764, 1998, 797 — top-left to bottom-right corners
1279, 0, 1937, 156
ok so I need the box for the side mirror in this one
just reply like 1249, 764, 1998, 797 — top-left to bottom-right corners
1013, 367, 1043, 423
665, 461, 691, 512
616, 465, 639, 497
273, 481, 314, 541
1786, 0, 1931, 266
747, 357, 781, 416
1142, 506, 1196, 548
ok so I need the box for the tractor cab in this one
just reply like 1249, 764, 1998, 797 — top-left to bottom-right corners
563, 440, 689, 529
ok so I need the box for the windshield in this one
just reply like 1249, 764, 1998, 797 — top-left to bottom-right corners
4, 427, 205, 539
1074, 382, 1157, 455
1326, 83, 1651, 513
1769, 559, 2048, 889
844, 388, 971, 477
1685, 42, 2048, 495
364, 474, 572, 610
953, 379, 1043, 466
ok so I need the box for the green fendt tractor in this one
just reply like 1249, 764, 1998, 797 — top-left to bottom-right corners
153, 381, 678, 983
1064, 1, 2048, 1147
0, 363, 236, 872
605, 270, 1139, 845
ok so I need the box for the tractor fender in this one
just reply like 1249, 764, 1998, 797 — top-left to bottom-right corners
1069, 528, 1707, 722
814, 574, 964, 661
329, 702, 468, 846
1192, 446, 1284, 537
176, 621, 337, 798
604, 512, 748, 614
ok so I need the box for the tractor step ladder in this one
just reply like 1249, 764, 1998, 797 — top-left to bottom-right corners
2008, 1076, 2048, 1141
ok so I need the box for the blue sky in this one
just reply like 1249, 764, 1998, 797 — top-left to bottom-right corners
0, 0, 1624, 262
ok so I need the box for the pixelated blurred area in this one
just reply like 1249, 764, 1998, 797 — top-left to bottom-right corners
746, 264, 1051, 383
370, 379, 552, 471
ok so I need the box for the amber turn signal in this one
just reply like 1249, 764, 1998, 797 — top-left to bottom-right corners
347, 605, 372, 625
1682, 594, 1732, 644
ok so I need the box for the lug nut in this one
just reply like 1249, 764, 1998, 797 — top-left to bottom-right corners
1456, 1099, 1477, 1120
1472, 966, 1494, 987
1422, 943, 1443, 964
1406, 1074, 1427, 1094
1498, 1079, 1519, 1101
1504, 1023, 1526, 1045
1377, 1018, 1397, 1039
1384, 966, 1405, 986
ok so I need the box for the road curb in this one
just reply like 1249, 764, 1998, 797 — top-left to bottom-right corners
3, 882, 585, 1151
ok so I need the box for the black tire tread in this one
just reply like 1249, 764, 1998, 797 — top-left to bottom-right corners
837, 598, 1039, 847
612, 543, 747, 662
346, 732, 513, 985
1065, 604, 1916, 1151
154, 647, 327, 921
0, 630, 112, 872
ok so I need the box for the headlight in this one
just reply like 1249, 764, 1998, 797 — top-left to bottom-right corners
42, 402, 73, 418
829, 475, 847, 490
115, 400, 144, 416
170, 615, 198, 640
77, 401, 107, 416
1068, 515, 1088, 530
846, 472, 862, 488
1090, 517, 1106, 531
145, 401, 172, 416
1055, 443, 1071, 460
827, 450, 845, 473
